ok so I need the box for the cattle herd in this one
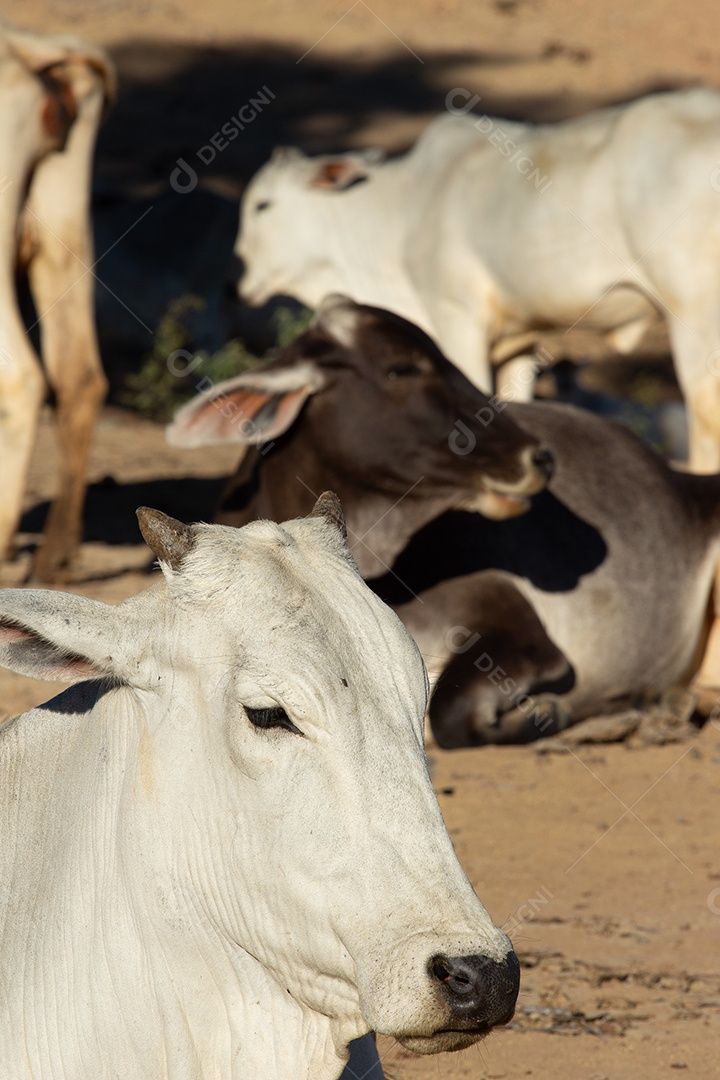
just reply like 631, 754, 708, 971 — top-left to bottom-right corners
1, 13, 719, 1080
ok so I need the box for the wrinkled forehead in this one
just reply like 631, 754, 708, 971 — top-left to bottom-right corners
178, 520, 427, 706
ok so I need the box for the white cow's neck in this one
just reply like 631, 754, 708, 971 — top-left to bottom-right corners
0, 684, 356, 1080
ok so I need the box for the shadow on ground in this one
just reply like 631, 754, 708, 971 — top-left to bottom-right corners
22, 475, 228, 547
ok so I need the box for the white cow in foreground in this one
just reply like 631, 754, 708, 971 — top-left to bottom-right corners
0, 496, 520, 1080
0, 22, 114, 581
237, 88, 720, 471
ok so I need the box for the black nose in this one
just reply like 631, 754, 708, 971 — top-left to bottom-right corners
429, 951, 520, 1031
531, 447, 554, 479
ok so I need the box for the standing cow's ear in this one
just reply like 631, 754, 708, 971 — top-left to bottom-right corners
271, 146, 304, 165
166, 362, 326, 449
309, 151, 381, 190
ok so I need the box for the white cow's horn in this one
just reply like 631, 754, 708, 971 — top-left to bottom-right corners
136, 507, 195, 570
309, 491, 347, 539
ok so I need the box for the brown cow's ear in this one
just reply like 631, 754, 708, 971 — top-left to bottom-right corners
166, 363, 325, 449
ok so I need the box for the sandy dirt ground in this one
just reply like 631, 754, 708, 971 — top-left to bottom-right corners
4, 2, 720, 1078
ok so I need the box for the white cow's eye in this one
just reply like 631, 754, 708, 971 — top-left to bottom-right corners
245, 704, 303, 735
255, 200, 271, 213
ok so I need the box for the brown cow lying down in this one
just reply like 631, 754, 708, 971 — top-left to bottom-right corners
167, 296, 720, 746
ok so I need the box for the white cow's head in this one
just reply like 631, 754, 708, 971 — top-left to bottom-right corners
236, 146, 383, 309
0, 497, 518, 1065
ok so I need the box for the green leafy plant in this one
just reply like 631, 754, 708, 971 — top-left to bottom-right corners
120, 295, 313, 422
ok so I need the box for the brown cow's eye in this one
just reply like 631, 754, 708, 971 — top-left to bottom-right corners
386, 362, 423, 379
245, 704, 303, 735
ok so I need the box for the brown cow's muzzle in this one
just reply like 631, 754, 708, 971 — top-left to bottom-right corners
470, 444, 554, 520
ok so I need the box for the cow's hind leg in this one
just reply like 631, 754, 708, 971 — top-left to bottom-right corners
429, 577, 573, 747
24, 69, 108, 581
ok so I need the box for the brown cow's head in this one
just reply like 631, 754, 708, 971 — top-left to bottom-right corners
167, 297, 552, 572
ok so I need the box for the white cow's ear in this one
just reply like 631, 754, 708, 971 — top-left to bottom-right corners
309, 154, 374, 190
166, 361, 326, 448
0, 591, 127, 684
271, 145, 304, 165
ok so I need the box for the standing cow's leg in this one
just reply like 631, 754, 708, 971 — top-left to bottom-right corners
494, 352, 538, 402
25, 64, 108, 581
0, 58, 52, 568
667, 309, 720, 473
411, 256, 496, 391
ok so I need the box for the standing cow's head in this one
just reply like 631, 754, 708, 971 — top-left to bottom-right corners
236, 147, 384, 309
0, 499, 519, 1069
168, 295, 552, 576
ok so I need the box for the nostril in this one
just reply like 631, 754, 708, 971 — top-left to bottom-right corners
430, 954, 479, 997
531, 447, 554, 478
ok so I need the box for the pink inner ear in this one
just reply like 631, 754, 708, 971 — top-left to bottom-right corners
0, 623, 33, 645
182, 387, 274, 441
264, 388, 311, 439
310, 159, 359, 189
62, 656, 105, 680
172, 383, 313, 446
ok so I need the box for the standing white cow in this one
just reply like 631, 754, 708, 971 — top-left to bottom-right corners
0, 496, 520, 1080
0, 22, 114, 581
236, 88, 720, 471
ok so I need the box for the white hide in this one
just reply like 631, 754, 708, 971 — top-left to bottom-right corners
0, 511, 514, 1080
236, 89, 720, 470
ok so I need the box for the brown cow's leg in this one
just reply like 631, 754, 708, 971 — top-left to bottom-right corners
25, 67, 107, 582
427, 577, 573, 747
